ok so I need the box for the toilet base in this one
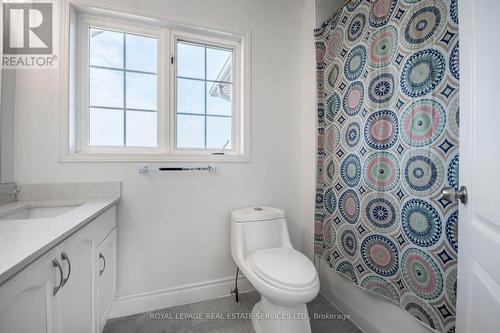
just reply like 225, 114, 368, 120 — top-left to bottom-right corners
251, 297, 312, 333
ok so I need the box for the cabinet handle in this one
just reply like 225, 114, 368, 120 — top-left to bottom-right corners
99, 253, 106, 276
52, 259, 63, 296
61, 252, 71, 288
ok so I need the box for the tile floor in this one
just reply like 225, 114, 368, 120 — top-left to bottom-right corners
103, 291, 361, 333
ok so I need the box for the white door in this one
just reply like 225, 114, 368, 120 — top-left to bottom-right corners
57, 236, 93, 333
96, 229, 117, 333
0, 250, 60, 333
456, 1, 500, 332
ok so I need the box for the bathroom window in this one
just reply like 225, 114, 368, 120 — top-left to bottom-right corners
173, 34, 237, 152
87, 28, 158, 148
64, 10, 249, 162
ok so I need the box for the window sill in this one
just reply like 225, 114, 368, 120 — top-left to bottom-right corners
58, 151, 251, 163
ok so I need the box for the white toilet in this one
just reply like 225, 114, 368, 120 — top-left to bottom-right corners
230, 206, 319, 333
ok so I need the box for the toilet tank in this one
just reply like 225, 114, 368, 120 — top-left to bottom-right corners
230, 207, 293, 261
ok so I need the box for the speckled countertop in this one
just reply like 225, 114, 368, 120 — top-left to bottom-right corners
0, 182, 121, 285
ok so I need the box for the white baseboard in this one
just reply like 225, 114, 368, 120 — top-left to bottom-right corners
108, 276, 254, 319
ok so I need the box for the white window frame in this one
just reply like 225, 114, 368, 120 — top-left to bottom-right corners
170, 30, 242, 157
59, 2, 251, 162
76, 15, 167, 155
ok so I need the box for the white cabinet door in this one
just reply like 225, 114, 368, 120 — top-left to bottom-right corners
57, 235, 94, 333
0, 250, 60, 333
456, 1, 500, 332
96, 229, 117, 333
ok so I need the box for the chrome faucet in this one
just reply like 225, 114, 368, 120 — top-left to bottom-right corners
9, 190, 20, 200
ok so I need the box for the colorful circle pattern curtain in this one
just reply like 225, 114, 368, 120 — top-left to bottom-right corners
314, 0, 459, 331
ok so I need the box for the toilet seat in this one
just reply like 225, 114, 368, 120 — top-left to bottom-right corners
251, 247, 317, 291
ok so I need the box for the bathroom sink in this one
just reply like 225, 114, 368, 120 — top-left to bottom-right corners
0, 205, 81, 221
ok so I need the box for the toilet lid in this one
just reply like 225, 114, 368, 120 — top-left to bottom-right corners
251, 247, 317, 289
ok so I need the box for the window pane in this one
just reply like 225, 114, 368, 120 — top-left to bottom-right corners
177, 78, 205, 114
207, 47, 232, 82
126, 72, 157, 110
126, 111, 157, 147
177, 114, 205, 148
207, 116, 232, 149
89, 108, 124, 146
89, 28, 123, 69
126, 34, 157, 73
207, 82, 232, 116
90, 68, 123, 108
177, 42, 205, 79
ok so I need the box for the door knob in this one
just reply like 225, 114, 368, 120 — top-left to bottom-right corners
440, 186, 468, 204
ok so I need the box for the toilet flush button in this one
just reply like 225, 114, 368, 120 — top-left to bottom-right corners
254, 207, 263, 211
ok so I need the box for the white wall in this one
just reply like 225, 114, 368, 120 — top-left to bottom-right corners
292, 0, 317, 261
0, 1, 16, 183
316, 0, 345, 25
1, 70, 16, 183
12, 0, 318, 314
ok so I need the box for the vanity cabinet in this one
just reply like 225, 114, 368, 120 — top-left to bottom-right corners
0, 205, 117, 333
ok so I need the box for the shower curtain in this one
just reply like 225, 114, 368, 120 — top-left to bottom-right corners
314, 0, 459, 332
